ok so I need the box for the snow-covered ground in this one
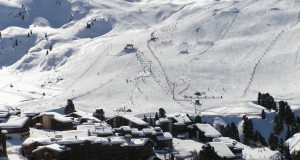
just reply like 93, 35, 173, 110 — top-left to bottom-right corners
0, 0, 300, 159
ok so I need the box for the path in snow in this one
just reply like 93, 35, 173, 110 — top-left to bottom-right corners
243, 11, 300, 97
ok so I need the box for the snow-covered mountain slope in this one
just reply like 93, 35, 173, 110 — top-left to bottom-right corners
0, 0, 300, 116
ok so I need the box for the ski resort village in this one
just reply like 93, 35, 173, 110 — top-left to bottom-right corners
1, 0, 300, 159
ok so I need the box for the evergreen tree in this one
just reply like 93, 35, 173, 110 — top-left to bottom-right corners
285, 105, 294, 125
15, 39, 18, 46
159, 108, 166, 118
274, 115, 284, 134
243, 116, 254, 145
257, 92, 262, 105
27, 33, 30, 37
278, 138, 284, 153
64, 99, 76, 114
283, 145, 292, 160
49, 44, 53, 51
231, 123, 240, 142
93, 109, 105, 120
261, 109, 266, 120
149, 116, 153, 126
286, 126, 292, 140
194, 115, 202, 123
268, 133, 278, 150
0, 31, 1, 39
154, 112, 159, 122
199, 144, 220, 160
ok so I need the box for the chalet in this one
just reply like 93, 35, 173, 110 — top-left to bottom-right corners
0, 116, 30, 139
114, 126, 172, 150
67, 111, 100, 125
32, 144, 71, 160
31, 112, 73, 131
208, 142, 236, 159
213, 137, 243, 158
170, 114, 192, 138
22, 136, 156, 160
24, 112, 40, 127
106, 114, 149, 130
188, 123, 221, 142
155, 117, 173, 133
76, 124, 114, 137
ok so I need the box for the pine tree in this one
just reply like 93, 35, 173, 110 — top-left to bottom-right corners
159, 108, 166, 118
261, 109, 266, 120
154, 112, 159, 121
64, 99, 76, 114
286, 126, 292, 140
274, 115, 284, 134
285, 105, 294, 125
231, 123, 240, 142
149, 116, 153, 126
257, 92, 262, 105
268, 133, 278, 150
194, 115, 202, 123
93, 109, 105, 120
15, 39, 18, 46
49, 44, 53, 51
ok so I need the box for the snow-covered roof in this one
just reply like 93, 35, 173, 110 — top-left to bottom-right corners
33, 144, 70, 153
194, 124, 221, 138
0, 112, 9, 118
213, 137, 243, 150
95, 128, 113, 136
23, 135, 152, 148
111, 114, 148, 126
156, 132, 172, 141
77, 125, 96, 133
209, 142, 236, 158
171, 114, 192, 125
122, 138, 149, 147
0, 116, 29, 128
69, 111, 100, 122
41, 112, 73, 123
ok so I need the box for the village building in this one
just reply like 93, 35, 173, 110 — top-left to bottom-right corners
213, 137, 243, 158
0, 116, 30, 139
32, 143, 71, 160
188, 123, 221, 142
67, 111, 101, 125
76, 123, 114, 137
31, 112, 73, 131
106, 114, 149, 130
22, 135, 156, 160
170, 114, 193, 138
208, 142, 236, 159
113, 126, 173, 150
155, 117, 173, 133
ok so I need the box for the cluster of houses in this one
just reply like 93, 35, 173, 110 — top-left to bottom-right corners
0, 105, 244, 159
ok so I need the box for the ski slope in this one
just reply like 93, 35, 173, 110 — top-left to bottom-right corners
0, 0, 299, 117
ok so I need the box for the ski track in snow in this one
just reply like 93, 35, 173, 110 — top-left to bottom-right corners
72, 55, 136, 100
243, 11, 300, 97
183, 0, 261, 95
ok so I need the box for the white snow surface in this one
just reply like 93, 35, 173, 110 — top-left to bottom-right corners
0, 0, 300, 159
